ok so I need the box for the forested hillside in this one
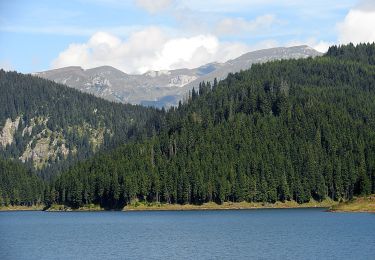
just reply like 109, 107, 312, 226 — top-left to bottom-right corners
326, 43, 375, 65
48, 44, 375, 209
0, 44, 375, 208
0, 158, 45, 206
0, 71, 164, 179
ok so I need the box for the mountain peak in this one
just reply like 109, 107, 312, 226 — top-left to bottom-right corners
36, 45, 321, 107
34, 66, 83, 75
233, 45, 321, 62
86, 65, 127, 74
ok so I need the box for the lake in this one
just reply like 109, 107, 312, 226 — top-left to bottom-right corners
0, 208, 374, 259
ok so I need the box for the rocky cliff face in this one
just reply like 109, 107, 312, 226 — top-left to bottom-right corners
0, 117, 21, 147
0, 115, 108, 169
36, 45, 322, 108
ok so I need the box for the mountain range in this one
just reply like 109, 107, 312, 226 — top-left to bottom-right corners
36, 45, 321, 108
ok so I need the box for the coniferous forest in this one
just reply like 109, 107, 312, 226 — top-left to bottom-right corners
1, 43, 375, 208
0, 70, 163, 179
0, 158, 45, 206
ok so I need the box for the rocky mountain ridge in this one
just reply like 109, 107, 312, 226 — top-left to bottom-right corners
36, 45, 322, 107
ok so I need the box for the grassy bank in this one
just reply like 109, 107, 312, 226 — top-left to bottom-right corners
123, 199, 337, 211
1, 199, 339, 212
46, 203, 104, 212
330, 195, 375, 213
0, 204, 45, 211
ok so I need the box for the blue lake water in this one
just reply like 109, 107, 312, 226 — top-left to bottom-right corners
0, 208, 374, 260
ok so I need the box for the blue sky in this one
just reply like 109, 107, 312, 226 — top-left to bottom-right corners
0, 0, 374, 74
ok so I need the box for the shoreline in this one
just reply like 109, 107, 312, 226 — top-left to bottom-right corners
46, 204, 104, 212
329, 195, 375, 213
1, 200, 336, 212
4, 197, 373, 213
0, 205, 45, 212
123, 200, 336, 211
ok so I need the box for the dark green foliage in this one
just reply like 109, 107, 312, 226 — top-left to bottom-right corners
2, 44, 375, 209
51, 44, 375, 208
0, 70, 164, 179
0, 158, 45, 206
326, 43, 375, 65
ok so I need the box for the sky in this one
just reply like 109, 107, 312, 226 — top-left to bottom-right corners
0, 0, 374, 74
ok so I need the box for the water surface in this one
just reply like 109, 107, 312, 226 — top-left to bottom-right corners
0, 208, 374, 259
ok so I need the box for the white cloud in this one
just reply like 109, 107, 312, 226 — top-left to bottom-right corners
285, 38, 332, 53
337, 8, 375, 44
135, 0, 174, 13
357, 0, 375, 11
0, 60, 14, 71
47, 0, 364, 74
313, 41, 332, 53
52, 27, 252, 74
215, 15, 278, 35
337, 1, 375, 45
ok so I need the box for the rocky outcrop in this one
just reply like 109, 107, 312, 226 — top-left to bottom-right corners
19, 136, 68, 168
0, 117, 21, 147
1, 113, 110, 169
18, 119, 108, 168
19, 127, 71, 168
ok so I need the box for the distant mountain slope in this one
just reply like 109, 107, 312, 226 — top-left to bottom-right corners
183, 45, 321, 90
35, 64, 222, 107
0, 70, 163, 178
36, 45, 321, 107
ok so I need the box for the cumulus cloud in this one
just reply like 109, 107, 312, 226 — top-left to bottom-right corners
357, 0, 375, 12
285, 38, 332, 53
135, 0, 174, 13
52, 27, 252, 74
215, 15, 278, 35
337, 2, 375, 44
313, 41, 332, 53
0, 60, 14, 71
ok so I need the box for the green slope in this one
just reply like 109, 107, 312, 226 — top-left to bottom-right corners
0, 70, 164, 179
